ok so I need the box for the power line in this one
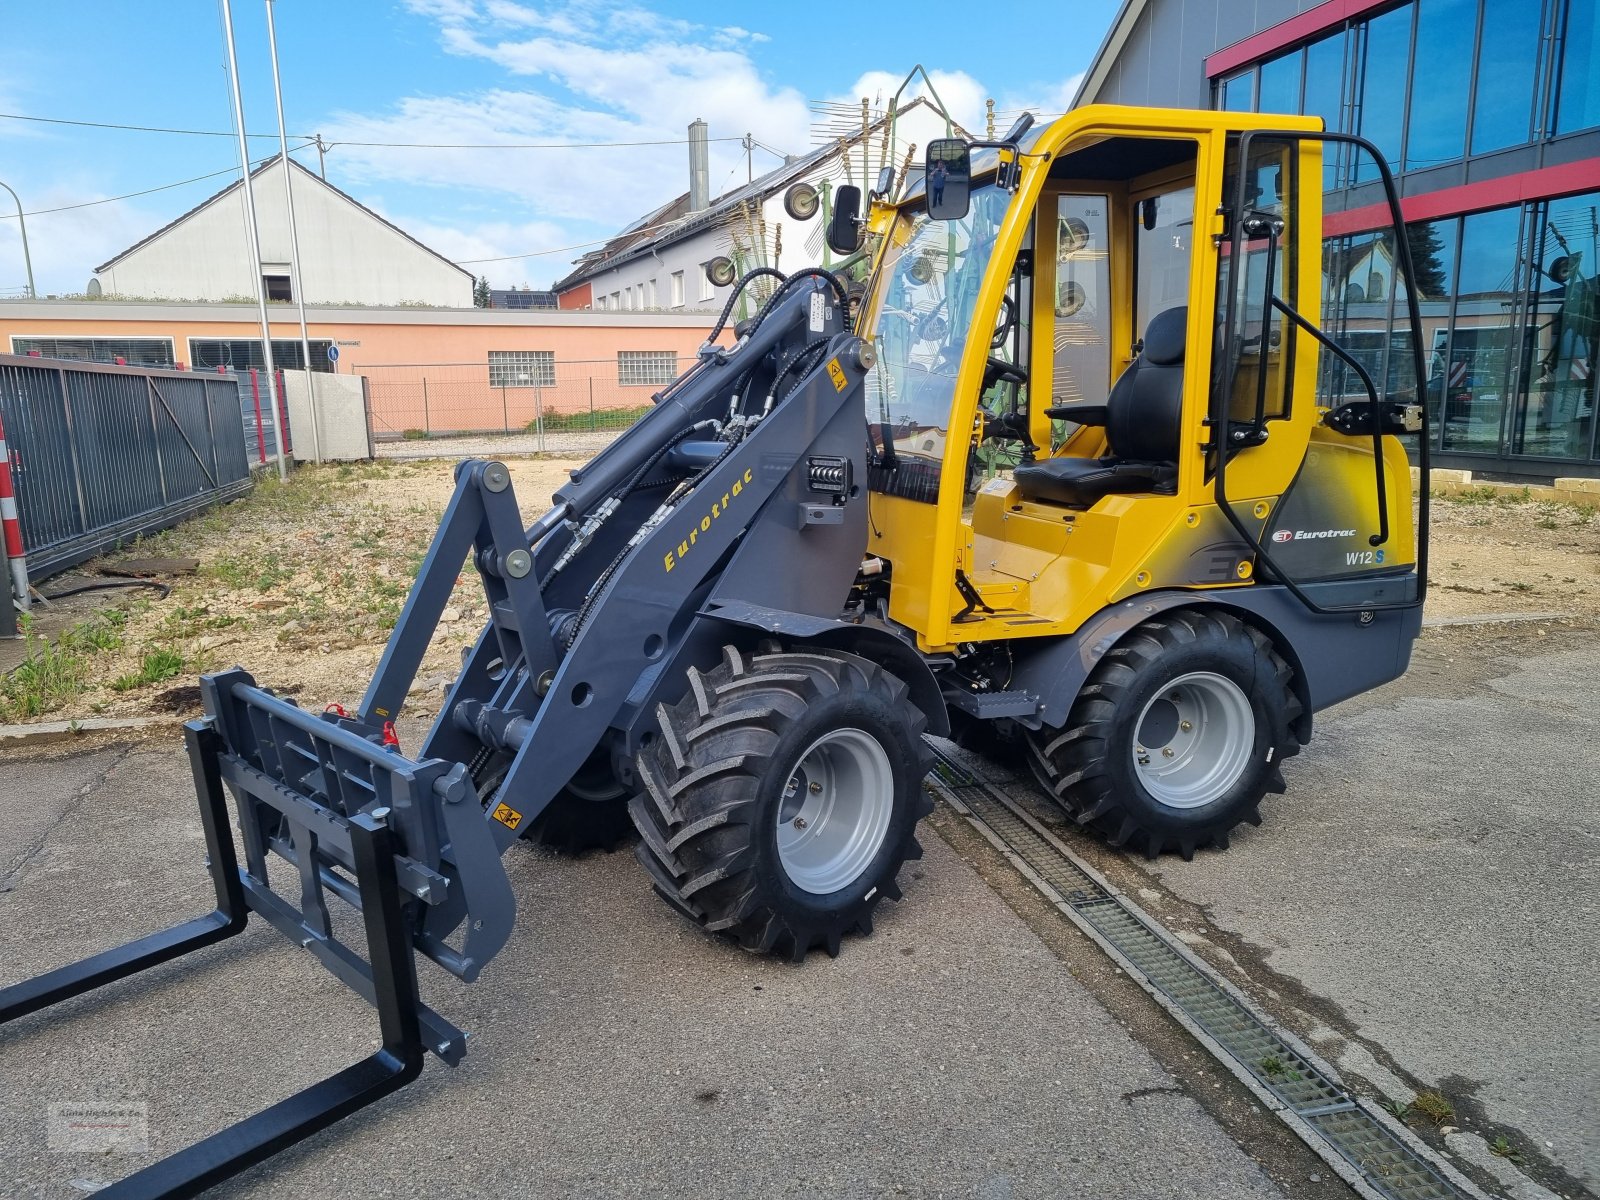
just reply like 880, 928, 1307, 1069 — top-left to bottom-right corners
0, 143, 316, 219
0, 111, 766, 151
0, 111, 308, 140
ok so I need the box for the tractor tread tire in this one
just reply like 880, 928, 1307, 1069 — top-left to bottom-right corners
1027, 609, 1301, 860
631, 646, 933, 962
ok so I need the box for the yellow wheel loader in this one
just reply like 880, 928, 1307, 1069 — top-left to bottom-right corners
1, 104, 1427, 1195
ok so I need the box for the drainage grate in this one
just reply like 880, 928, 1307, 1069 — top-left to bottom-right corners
927, 744, 1485, 1200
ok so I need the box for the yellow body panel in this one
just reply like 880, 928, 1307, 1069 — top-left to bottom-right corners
861, 104, 1416, 653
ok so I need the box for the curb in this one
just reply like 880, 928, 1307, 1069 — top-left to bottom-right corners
0, 715, 178, 749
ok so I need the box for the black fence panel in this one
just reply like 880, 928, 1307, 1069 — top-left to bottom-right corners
0, 355, 254, 582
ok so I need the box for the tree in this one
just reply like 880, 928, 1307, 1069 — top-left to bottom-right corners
473, 276, 492, 308
1404, 223, 1449, 299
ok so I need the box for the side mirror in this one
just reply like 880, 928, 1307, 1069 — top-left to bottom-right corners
926, 138, 971, 221
826, 185, 863, 254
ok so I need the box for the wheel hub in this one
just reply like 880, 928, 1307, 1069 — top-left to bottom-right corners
776, 728, 894, 895
1132, 671, 1254, 810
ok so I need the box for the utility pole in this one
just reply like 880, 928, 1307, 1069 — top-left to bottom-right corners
266, 0, 322, 465
313, 133, 328, 179
745, 133, 753, 184
0, 181, 36, 299
220, 0, 288, 481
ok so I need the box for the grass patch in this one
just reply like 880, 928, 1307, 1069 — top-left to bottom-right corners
111, 647, 185, 692
401, 428, 429, 441
0, 611, 127, 720
1412, 1089, 1454, 1123
527, 404, 652, 434
1488, 1135, 1523, 1164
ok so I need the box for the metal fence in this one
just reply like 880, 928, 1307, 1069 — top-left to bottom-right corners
363, 356, 693, 441
0, 355, 254, 582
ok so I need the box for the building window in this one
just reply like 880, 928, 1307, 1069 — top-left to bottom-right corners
617, 350, 678, 387
1219, 70, 1254, 112
188, 338, 335, 373
1471, 0, 1543, 155
670, 270, 685, 307
10, 336, 174, 367
1257, 50, 1302, 116
1355, 2, 1413, 182
610, 291, 621, 310
263, 274, 293, 302
1556, 0, 1600, 134
1406, 0, 1474, 171
488, 350, 555, 388
645, 278, 657, 308
698, 264, 715, 301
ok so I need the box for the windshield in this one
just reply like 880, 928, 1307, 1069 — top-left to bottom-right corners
864, 182, 1011, 500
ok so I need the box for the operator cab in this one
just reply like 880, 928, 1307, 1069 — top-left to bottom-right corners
847, 106, 1423, 651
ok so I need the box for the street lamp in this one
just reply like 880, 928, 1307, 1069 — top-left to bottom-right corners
0, 180, 37, 300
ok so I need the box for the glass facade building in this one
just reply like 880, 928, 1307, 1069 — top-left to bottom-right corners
1211, 0, 1598, 474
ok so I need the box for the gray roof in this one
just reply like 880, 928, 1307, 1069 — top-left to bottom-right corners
555, 98, 962, 291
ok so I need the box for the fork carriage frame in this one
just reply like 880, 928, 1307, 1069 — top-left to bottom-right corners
2, 276, 881, 1197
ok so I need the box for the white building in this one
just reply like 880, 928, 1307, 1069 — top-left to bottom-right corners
94, 159, 473, 308
554, 99, 961, 313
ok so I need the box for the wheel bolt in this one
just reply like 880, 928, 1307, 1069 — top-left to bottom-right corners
793, 816, 808, 829
808, 781, 822, 794
1162, 747, 1175, 757
1180, 720, 1193, 732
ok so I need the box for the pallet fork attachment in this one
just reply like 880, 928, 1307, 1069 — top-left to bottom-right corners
0, 720, 444, 1199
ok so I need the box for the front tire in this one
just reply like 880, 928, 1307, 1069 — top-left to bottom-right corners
1026, 610, 1301, 859
476, 746, 635, 855
630, 646, 934, 961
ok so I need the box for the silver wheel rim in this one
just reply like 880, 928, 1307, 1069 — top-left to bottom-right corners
776, 728, 895, 895
1132, 671, 1255, 810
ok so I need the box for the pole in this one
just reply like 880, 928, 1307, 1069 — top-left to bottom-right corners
0, 407, 30, 613
220, 0, 287, 480
0, 180, 36, 299
249, 369, 266, 464
265, 0, 322, 465
314, 134, 327, 179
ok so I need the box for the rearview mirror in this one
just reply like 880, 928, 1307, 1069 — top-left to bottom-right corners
926, 138, 971, 221
826, 185, 863, 254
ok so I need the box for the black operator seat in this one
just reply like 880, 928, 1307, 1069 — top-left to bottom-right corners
1013, 306, 1188, 508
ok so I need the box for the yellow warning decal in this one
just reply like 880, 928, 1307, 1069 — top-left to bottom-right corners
491, 802, 524, 831
826, 357, 848, 391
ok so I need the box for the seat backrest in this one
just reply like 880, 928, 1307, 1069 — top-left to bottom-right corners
1105, 306, 1187, 463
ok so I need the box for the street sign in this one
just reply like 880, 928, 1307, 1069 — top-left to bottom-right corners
326, 344, 340, 364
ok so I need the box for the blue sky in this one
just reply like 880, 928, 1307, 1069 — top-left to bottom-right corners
0, 0, 1118, 295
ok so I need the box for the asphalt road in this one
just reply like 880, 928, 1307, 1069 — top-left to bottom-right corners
0, 740, 1287, 1200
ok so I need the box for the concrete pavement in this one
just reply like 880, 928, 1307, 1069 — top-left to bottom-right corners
1049, 622, 1599, 1198
0, 741, 1288, 1199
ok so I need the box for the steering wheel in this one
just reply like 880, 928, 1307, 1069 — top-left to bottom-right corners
990, 294, 1018, 349
981, 358, 1031, 442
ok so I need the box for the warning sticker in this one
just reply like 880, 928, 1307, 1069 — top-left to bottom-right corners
491, 802, 524, 831
826, 358, 848, 391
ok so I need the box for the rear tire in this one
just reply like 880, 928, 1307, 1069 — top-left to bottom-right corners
1026, 609, 1301, 859
630, 646, 934, 961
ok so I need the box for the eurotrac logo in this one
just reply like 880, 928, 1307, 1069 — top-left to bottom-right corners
663, 467, 755, 572
1272, 527, 1357, 543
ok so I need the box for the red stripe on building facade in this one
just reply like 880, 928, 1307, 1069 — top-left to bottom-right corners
1321, 158, 1600, 236
1206, 0, 1399, 78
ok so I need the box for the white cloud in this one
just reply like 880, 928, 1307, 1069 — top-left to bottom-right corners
316, 5, 1091, 281
320, 0, 813, 252
0, 185, 173, 296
